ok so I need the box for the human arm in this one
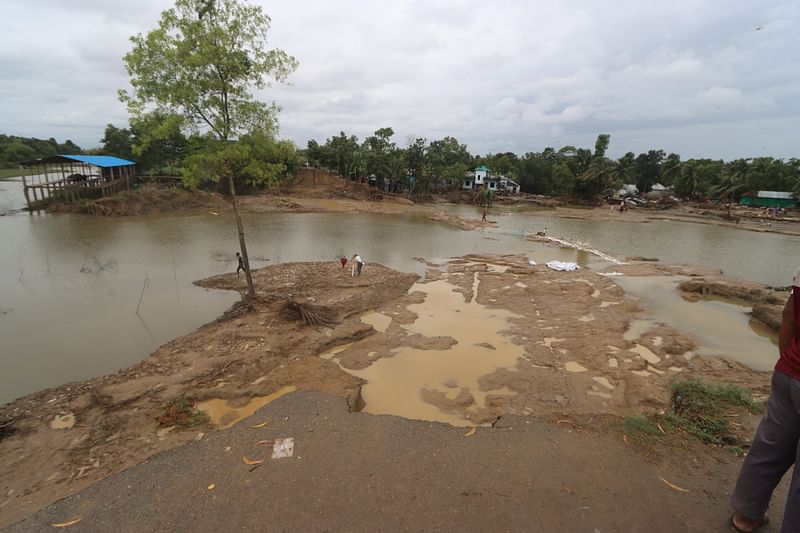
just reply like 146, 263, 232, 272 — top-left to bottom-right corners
779, 293, 797, 356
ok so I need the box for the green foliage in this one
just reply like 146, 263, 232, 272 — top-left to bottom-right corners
635, 150, 665, 193
0, 135, 83, 168
157, 395, 209, 429
623, 415, 664, 444
300, 125, 799, 201
182, 130, 299, 191
130, 112, 192, 173
100, 124, 135, 160
122, 0, 298, 141
667, 379, 762, 445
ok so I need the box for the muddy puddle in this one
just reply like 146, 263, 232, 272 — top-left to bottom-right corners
197, 386, 297, 429
616, 275, 778, 371
325, 275, 524, 426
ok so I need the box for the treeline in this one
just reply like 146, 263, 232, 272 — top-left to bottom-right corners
305, 128, 800, 201
0, 135, 82, 169
9, 123, 799, 201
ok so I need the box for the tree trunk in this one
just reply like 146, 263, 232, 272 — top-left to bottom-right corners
227, 175, 256, 300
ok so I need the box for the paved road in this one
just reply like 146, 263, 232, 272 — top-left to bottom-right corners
5, 392, 769, 532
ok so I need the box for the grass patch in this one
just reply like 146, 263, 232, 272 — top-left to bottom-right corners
156, 395, 209, 429
623, 415, 662, 444
0, 168, 30, 179
666, 379, 762, 446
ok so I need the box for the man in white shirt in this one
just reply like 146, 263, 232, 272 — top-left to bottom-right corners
351, 254, 364, 277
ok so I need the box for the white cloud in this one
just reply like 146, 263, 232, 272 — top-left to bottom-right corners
1, 0, 798, 159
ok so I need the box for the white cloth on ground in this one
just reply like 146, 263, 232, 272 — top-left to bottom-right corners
545, 260, 579, 271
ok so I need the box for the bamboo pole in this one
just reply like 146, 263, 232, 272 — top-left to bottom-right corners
43, 164, 50, 200
22, 174, 30, 208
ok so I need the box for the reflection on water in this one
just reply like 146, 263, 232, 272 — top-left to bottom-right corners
615, 275, 778, 371
0, 177, 26, 214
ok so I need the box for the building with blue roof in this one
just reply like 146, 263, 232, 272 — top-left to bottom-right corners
20, 154, 137, 210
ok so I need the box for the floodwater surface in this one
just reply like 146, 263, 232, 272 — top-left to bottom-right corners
484, 205, 800, 287
616, 275, 778, 371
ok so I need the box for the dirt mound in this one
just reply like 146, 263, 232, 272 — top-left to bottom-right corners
49, 186, 227, 216
289, 168, 346, 188
282, 168, 380, 202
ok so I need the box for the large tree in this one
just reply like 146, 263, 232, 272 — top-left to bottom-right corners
121, 0, 297, 300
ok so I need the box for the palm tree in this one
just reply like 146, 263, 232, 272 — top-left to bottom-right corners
383, 156, 407, 193
711, 162, 750, 217
675, 165, 701, 199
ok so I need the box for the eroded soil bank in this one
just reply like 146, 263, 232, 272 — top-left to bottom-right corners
0, 254, 780, 528
0, 261, 416, 527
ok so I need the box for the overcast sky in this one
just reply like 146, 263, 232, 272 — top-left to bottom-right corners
1, 0, 798, 159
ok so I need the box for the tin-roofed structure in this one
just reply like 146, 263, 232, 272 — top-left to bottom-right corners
740, 191, 797, 208
21, 155, 136, 210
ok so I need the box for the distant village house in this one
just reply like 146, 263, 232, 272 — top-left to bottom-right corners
462, 165, 520, 193
739, 191, 798, 208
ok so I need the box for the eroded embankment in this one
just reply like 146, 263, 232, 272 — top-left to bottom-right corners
0, 261, 417, 528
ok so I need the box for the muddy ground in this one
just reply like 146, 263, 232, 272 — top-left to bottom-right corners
0, 261, 416, 527
4, 173, 793, 527
0, 249, 780, 528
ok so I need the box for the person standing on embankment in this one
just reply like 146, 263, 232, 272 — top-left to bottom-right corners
236, 252, 244, 277
351, 254, 364, 277
729, 270, 800, 532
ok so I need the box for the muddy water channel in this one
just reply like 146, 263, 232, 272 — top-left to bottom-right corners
0, 179, 796, 408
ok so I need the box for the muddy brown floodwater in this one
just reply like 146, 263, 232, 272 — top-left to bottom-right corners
326, 271, 526, 426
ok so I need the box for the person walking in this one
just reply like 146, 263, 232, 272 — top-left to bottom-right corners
729, 269, 800, 532
351, 254, 365, 277
482, 209, 487, 222
236, 252, 244, 277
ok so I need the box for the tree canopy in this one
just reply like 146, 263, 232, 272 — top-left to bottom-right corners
0, 135, 82, 168
301, 129, 800, 202
121, 0, 298, 142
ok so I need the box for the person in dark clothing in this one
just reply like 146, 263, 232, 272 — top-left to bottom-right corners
236, 252, 244, 277
729, 269, 800, 532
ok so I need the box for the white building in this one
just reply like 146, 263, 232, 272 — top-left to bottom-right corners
462, 165, 519, 193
